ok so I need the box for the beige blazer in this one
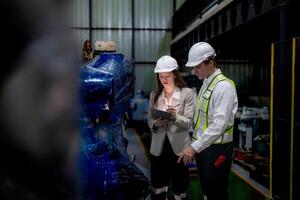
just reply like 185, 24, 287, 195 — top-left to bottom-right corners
147, 87, 194, 156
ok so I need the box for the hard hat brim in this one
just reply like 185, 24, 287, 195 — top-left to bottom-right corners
185, 60, 203, 67
185, 51, 216, 67
154, 68, 176, 73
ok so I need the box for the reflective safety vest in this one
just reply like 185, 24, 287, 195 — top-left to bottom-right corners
193, 73, 235, 144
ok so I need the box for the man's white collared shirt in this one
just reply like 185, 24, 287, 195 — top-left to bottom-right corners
191, 69, 238, 153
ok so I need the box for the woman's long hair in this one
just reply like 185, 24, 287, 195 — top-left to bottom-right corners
153, 70, 187, 105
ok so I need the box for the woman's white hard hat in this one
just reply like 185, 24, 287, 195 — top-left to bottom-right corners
185, 42, 216, 67
154, 55, 179, 73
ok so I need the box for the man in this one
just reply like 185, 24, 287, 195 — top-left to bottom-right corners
178, 42, 238, 200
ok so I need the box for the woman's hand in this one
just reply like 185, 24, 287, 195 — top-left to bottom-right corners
167, 107, 177, 121
177, 146, 196, 165
154, 117, 168, 128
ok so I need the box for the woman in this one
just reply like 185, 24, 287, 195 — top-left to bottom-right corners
147, 55, 194, 200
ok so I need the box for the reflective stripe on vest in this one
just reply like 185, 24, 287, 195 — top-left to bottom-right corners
193, 73, 235, 144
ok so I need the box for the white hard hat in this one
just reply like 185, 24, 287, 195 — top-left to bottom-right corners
185, 42, 216, 67
154, 55, 179, 73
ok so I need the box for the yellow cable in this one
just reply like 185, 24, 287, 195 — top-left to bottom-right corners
270, 42, 274, 200
290, 38, 296, 200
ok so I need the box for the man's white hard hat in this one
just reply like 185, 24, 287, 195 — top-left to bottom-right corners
185, 42, 216, 67
154, 55, 179, 73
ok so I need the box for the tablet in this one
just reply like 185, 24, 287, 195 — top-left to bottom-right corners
151, 108, 171, 120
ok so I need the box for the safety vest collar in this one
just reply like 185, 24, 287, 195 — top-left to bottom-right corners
203, 68, 222, 87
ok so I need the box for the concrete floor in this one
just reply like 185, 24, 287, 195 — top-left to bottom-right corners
126, 127, 150, 179
125, 125, 267, 200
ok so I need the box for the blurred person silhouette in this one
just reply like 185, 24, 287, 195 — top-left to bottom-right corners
129, 89, 149, 123
0, 1, 79, 199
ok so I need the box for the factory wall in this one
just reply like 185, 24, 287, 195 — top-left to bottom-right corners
69, 0, 174, 95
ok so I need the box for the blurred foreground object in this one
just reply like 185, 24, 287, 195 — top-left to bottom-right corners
0, 0, 79, 199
